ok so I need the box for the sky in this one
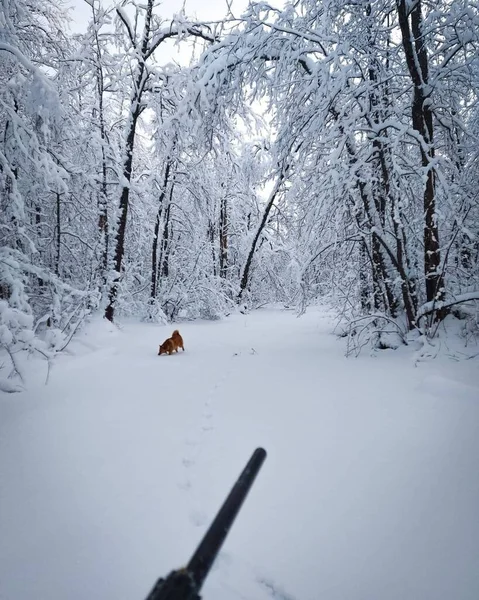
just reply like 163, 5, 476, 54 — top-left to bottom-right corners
65, 0, 256, 66
66, 0, 252, 33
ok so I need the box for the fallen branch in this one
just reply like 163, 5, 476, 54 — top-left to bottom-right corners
416, 291, 479, 321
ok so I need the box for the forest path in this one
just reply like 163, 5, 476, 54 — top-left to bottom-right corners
1, 306, 478, 600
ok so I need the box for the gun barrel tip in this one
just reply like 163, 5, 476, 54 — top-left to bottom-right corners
255, 447, 267, 459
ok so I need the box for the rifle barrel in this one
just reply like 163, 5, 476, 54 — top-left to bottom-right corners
144, 448, 267, 600
186, 447, 267, 589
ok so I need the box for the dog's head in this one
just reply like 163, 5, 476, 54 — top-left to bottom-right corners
158, 344, 166, 355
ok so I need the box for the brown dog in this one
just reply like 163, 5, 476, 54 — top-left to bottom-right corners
171, 330, 184, 352
158, 330, 185, 355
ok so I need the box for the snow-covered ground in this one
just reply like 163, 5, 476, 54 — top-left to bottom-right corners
1, 306, 478, 600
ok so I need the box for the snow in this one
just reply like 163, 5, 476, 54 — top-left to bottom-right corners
1, 306, 479, 600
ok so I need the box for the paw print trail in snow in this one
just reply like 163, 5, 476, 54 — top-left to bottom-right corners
178, 356, 238, 526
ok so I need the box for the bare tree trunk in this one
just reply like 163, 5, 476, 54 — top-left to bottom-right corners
150, 161, 172, 299
104, 113, 140, 321
208, 221, 217, 277
160, 202, 172, 278
104, 3, 153, 322
365, 5, 399, 318
219, 194, 228, 278
151, 210, 162, 300
35, 205, 45, 288
91, 2, 109, 277
4, 109, 23, 253
238, 166, 287, 301
359, 238, 371, 313
396, 0, 445, 314
370, 234, 392, 311
97, 78, 109, 275
55, 192, 61, 276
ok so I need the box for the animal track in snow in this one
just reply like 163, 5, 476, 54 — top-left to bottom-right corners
189, 509, 208, 527
179, 358, 237, 497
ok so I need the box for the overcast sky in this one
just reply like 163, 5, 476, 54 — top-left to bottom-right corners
66, 0, 253, 33
65, 0, 259, 65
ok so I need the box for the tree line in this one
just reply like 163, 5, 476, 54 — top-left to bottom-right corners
1, 0, 478, 385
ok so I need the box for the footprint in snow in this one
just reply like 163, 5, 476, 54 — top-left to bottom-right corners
189, 510, 208, 527
257, 578, 296, 600
185, 438, 199, 447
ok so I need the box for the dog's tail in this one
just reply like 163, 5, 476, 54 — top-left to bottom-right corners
172, 329, 180, 336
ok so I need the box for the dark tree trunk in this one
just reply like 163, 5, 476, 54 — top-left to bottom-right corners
396, 0, 445, 311
160, 202, 172, 278
366, 6, 398, 318
353, 2, 416, 327
5, 164, 22, 251
97, 80, 109, 275
151, 209, 162, 300
90, 0, 110, 282
55, 192, 61, 276
354, 167, 396, 316
104, 117, 139, 321
105, 0, 154, 322
150, 161, 172, 299
238, 167, 287, 300
35, 206, 44, 288
219, 195, 228, 278
359, 238, 371, 313
208, 221, 217, 277
104, 70, 146, 322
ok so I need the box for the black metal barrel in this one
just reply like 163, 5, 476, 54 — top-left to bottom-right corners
187, 447, 267, 589
145, 447, 267, 600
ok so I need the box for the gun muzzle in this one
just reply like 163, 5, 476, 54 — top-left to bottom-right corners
145, 447, 267, 600
187, 446, 266, 588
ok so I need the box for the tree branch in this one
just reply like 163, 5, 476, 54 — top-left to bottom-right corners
146, 25, 217, 61
116, 7, 136, 49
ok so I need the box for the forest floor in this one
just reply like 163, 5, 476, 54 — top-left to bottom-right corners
1, 306, 479, 600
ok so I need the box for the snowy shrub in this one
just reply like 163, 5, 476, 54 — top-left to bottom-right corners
0, 247, 99, 390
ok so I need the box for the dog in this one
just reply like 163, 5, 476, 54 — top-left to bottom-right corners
171, 329, 185, 352
158, 330, 185, 355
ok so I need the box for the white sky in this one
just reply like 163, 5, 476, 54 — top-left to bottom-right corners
66, 0, 252, 33
65, 0, 257, 65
